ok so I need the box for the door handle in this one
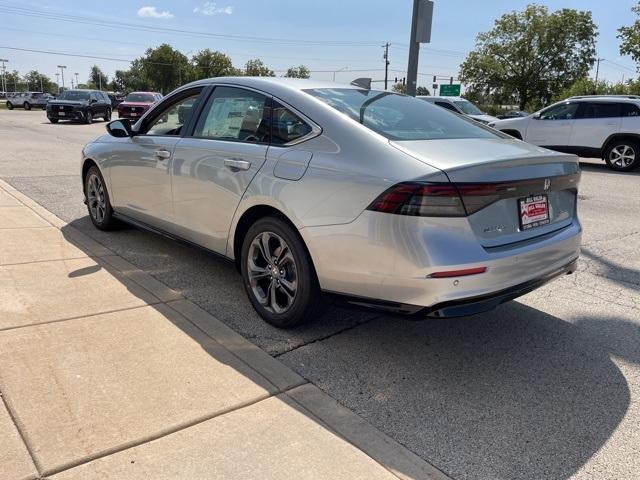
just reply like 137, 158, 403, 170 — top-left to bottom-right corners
154, 149, 171, 160
224, 158, 251, 171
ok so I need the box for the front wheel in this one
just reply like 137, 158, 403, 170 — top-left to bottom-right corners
23, 102, 31, 110
48, 117, 58, 124
104, 108, 111, 121
84, 110, 93, 124
604, 140, 639, 172
6, 102, 13, 110
241, 217, 324, 328
85, 165, 118, 230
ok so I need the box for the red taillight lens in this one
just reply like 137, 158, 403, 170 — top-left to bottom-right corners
428, 267, 487, 278
367, 182, 466, 217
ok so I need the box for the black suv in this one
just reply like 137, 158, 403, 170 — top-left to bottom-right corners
46, 89, 112, 124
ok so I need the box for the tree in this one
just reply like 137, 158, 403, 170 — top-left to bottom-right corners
284, 65, 310, 79
88, 65, 108, 90
191, 49, 238, 79
554, 77, 640, 102
459, 5, 597, 110
391, 83, 429, 95
245, 59, 274, 77
4, 70, 21, 92
137, 44, 190, 93
23, 70, 54, 93
618, 2, 640, 72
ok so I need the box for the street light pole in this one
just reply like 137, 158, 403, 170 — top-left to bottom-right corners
55, 73, 60, 93
75, 72, 79, 88
57, 65, 67, 91
332, 67, 348, 82
0, 59, 8, 94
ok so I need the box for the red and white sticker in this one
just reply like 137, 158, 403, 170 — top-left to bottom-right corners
519, 195, 550, 230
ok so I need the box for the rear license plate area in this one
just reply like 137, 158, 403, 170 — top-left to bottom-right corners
519, 194, 550, 230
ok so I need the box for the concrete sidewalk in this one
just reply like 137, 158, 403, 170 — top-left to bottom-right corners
0, 179, 448, 480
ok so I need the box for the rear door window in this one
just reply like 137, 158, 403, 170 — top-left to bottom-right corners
580, 102, 620, 118
435, 101, 459, 113
271, 101, 313, 145
620, 103, 640, 117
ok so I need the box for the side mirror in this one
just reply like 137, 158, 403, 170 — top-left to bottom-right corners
106, 119, 133, 138
532, 112, 541, 119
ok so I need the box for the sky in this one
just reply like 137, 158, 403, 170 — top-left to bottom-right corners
0, 0, 637, 90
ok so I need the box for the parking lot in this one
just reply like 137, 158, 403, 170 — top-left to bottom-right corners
1, 108, 639, 479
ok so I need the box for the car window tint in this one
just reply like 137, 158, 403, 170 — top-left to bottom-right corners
194, 87, 269, 143
539, 103, 578, 120
581, 103, 620, 119
305, 88, 498, 141
621, 103, 640, 117
271, 101, 312, 145
435, 101, 459, 112
146, 93, 201, 136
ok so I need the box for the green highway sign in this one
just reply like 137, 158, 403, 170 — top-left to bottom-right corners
439, 84, 461, 96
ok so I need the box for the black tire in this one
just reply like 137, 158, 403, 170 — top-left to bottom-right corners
84, 165, 118, 230
104, 108, 112, 121
603, 140, 639, 172
23, 102, 31, 110
6, 102, 13, 110
48, 117, 59, 124
240, 216, 324, 328
84, 110, 93, 124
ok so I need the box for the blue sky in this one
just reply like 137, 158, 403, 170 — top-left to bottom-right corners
0, 0, 637, 88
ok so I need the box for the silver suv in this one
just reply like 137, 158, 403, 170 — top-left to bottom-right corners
6, 92, 50, 110
418, 96, 499, 124
490, 95, 640, 172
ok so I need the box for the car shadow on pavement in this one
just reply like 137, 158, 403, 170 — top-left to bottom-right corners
579, 161, 640, 177
58, 221, 634, 480
279, 303, 636, 480
581, 247, 640, 290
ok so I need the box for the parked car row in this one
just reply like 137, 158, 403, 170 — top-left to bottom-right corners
5, 92, 54, 110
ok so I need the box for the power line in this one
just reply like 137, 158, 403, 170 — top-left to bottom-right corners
0, 3, 384, 47
0, 46, 172, 65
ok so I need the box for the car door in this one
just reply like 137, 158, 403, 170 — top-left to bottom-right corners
524, 102, 579, 148
569, 102, 622, 152
170, 85, 270, 253
106, 87, 205, 231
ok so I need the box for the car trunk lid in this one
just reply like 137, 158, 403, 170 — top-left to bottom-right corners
391, 138, 580, 247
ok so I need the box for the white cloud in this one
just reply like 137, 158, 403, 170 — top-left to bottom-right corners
137, 6, 174, 19
193, 2, 233, 15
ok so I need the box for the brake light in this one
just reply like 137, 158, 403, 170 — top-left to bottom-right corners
367, 182, 466, 217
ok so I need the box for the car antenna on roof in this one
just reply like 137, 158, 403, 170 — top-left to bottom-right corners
350, 78, 372, 89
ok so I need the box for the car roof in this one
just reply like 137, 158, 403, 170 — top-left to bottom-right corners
182, 76, 362, 95
428, 96, 465, 101
567, 95, 640, 103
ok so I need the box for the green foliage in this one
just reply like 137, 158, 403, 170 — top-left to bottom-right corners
245, 59, 275, 77
3, 70, 21, 92
553, 77, 640, 103
459, 4, 598, 110
191, 49, 238, 79
88, 65, 108, 90
137, 44, 191, 93
618, 2, 640, 72
284, 65, 310, 79
391, 83, 405, 93
416, 86, 430, 96
23, 70, 55, 93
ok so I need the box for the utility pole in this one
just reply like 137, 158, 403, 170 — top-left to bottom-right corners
594, 58, 604, 84
406, 0, 434, 96
57, 65, 66, 91
0, 59, 8, 94
332, 67, 348, 81
383, 42, 390, 90
55, 73, 60, 93
39, 75, 43, 92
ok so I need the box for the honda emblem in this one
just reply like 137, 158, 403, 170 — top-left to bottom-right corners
543, 178, 551, 191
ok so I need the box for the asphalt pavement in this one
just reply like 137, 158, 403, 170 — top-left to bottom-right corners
1, 109, 638, 480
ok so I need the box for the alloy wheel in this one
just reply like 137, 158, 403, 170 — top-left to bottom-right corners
86, 173, 106, 223
247, 231, 298, 314
609, 144, 636, 168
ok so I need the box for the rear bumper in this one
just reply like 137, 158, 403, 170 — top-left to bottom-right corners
422, 258, 577, 318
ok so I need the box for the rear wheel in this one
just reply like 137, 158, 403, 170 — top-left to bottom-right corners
85, 165, 117, 230
240, 216, 323, 328
6, 102, 13, 110
23, 102, 31, 110
604, 140, 639, 172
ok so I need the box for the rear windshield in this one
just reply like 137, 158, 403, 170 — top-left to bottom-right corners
126, 93, 155, 103
58, 90, 90, 101
304, 88, 498, 141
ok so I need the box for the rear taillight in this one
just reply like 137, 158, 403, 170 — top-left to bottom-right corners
367, 182, 466, 217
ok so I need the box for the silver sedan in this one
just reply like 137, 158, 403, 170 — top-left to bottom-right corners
81, 77, 581, 327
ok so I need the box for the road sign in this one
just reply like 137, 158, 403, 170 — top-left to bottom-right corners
439, 84, 461, 96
